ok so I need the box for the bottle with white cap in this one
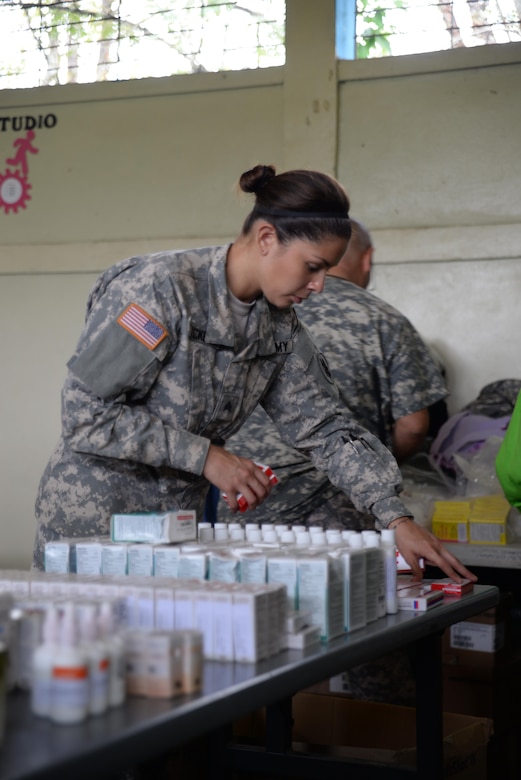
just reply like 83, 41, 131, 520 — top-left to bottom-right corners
31, 604, 59, 717
214, 526, 229, 542
197, 522, 214, 543
325, 529, 342, 546
280, 530, 296, 546
295, 531, 311, 548
246, 528, 262, 543
310, 531, 327, 548
50, 602, 89, 724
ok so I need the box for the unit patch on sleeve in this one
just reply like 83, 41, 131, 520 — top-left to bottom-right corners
117, 303, 167, 350
318, 352, 334, 383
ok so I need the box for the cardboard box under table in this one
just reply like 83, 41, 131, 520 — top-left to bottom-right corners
441, 594, 519, 779
233, 693, 492, 780
442, 592, 513, 681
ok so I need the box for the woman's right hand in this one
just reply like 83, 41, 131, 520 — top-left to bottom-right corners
202, 444, 274, 512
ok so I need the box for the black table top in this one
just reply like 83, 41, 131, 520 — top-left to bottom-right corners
0, 584, 499, 780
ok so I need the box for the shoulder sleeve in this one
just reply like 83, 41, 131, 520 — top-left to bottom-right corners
261, 321, 411, 527
61, 266, 210, 476
68, 303, 171, 400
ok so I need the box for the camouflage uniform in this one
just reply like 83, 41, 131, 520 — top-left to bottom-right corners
219, 275, 447, 528
33, 247, 410, 569
218, 276, 445, 706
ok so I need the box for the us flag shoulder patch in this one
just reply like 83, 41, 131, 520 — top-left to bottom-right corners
117, 303, 167, 350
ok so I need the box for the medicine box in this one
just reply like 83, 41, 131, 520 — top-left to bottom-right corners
442, 593, 513, 681
101, 543, 128, 576
430, 578, 475, 597
341, 548, 367, 632
297, 553, 344, 642
178, 550, 208, 581
431, 500, 471, 543
154, 587, 176, 631
238, 550, 268, 584
153, 545, 180, 578
396, 551, 425, 574
74, 540, 104, 575
208, 550, 240, 583
232, 586, 270, 663
111, 510, 197, 543
285, 624, 321, 649
468, 495, 511, 545
397, 584, 444, 611
193, 588, 215, 659
210, 587, 235, 662
145, 632, 183, 699
267, 554, 298, 611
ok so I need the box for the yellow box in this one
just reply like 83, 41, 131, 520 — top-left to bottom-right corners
432, 500, 472, 522
468, 519, 509, 545
468, 495, 511, 545
432, 500, 471, 543
432, 517, 469, 543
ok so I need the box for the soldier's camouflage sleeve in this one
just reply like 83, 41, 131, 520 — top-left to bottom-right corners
297, 278, 447, 442
260, 323, 412, 528
62, 255, 210, 475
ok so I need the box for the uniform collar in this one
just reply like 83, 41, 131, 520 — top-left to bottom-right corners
205, 244, 295, 355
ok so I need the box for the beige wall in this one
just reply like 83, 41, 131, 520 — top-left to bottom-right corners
1, 2, 520, 568
336, 44, 521, 411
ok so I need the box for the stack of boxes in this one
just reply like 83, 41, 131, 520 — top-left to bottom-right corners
442, 592, 521, 777
432, 494, 511, 546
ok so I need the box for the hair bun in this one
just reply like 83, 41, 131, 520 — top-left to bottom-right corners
239, 164, 276, 194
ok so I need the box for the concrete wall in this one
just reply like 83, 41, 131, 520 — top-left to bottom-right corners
336, 44, 521, 411
1, 1, 520, 568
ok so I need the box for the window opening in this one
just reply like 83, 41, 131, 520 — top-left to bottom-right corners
337, 0, 521, 59
0, 0, 286, 90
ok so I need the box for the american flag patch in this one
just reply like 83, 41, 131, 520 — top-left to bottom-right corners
117, 303, 167, 350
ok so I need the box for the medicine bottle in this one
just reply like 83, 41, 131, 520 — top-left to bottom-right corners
31, 604, 59, 718
50, 602, 89, 724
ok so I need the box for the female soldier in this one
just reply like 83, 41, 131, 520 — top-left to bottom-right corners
33, 164, 475, 583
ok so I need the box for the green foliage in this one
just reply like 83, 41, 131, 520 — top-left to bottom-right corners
356, 0, 406, 58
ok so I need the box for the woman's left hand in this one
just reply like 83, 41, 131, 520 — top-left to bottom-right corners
391, 517, 478, 583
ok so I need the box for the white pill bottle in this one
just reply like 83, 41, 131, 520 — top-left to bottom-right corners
50, 602, 89, 724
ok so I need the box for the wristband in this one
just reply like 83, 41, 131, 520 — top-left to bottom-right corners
388, 517, 410, 531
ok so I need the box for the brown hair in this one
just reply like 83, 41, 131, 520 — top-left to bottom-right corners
240, 164, 351, 244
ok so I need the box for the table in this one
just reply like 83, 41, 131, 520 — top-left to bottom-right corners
443, 540, 521, 569
0, 584, 499, 780
442, 541, 521, 651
